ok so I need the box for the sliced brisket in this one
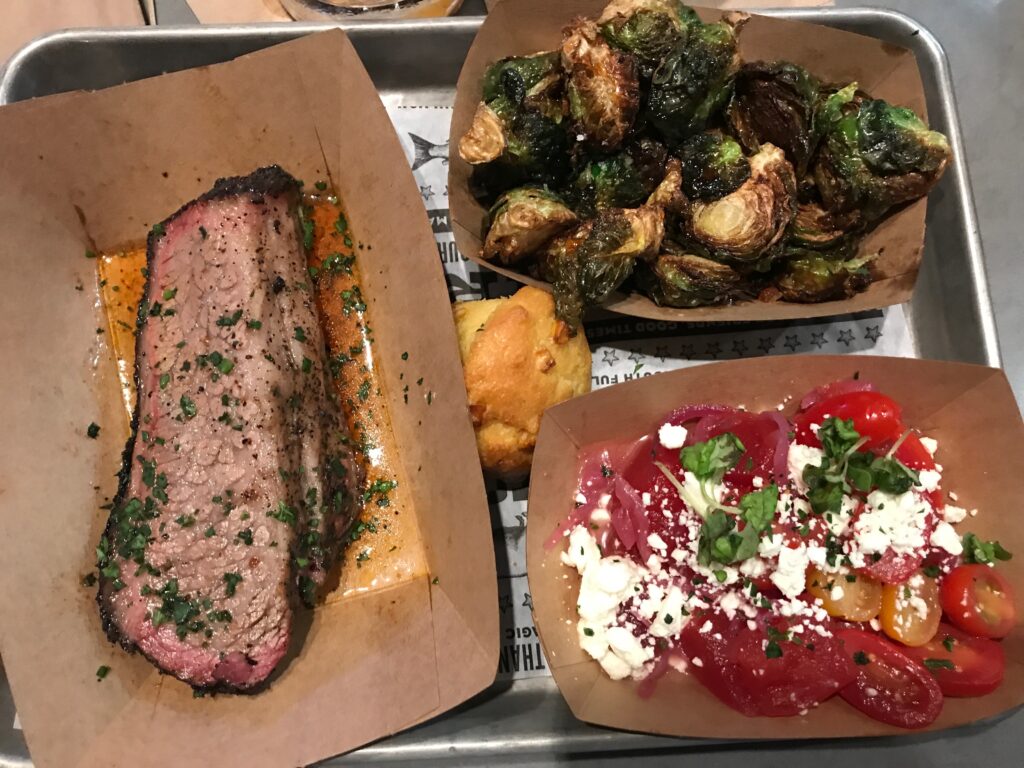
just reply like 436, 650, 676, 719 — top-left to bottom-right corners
97, 166, 359, 691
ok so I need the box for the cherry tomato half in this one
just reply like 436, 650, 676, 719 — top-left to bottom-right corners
879, 572, 942, 647
903, 623, 1006, 698
940, 564, 1017, 639
807, 568, 882, 623
794, 391, 935, 471
836, 628, 943, 729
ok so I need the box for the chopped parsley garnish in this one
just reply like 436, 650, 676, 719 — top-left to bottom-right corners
583, 627, 595, 637
401, 351, 409, 361
85, 249, 97, 259
204, 526, 216, 537
922, 565, 941, 578
357, 378, 371, 401
216, 309, 243, 327
179, 395, 197, 420
151, 222, 165, 237
269, 502, 297, 527
294, 326, 307, 342
86, 422, 101, 439
246, 319, 262, 330
237, 528, 253, 546
315, 180, 328, 191
96, 665, 110, 681
942, 635, 955, 652
853, 651, 870, 665
159, 373, 171, 390
162, 287, 177, 301
764, 641, 783, 659
223, 572, 243, 597
301, 357, 312, 374
961, 533, 1012, 565
923, 658, 956, 671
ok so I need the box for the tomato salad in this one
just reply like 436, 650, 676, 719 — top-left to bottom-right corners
554, 379, 1016, 728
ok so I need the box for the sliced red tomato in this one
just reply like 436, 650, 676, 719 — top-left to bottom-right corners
794, 391, 935, 471
730, 619, 856, 716
680, 613, 854, 717
836, 628, 943, 729
678, 611, 759, 716
940, 564, 1017, 639
903, 623, 1006, 697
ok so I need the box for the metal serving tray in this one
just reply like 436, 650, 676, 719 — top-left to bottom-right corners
0, 11, 1000, 767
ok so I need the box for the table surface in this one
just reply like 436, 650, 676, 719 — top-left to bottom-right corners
82, 0, 1024, 764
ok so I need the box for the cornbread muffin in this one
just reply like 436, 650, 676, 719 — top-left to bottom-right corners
454, 286, 592, 478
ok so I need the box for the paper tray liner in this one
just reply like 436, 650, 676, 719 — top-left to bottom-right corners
527, 355, 1024, 737
0, 30, 497, 768
449, 0, 932, 322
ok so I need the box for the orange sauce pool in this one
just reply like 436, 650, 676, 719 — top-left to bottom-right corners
97, 194, 427, 598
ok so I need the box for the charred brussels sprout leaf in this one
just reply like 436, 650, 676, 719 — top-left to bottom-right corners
646, 13, 746, 146
598, 0, 701, 77
637, 251, 742, 307
481, 51, 564, 117
537, 206, 664, 327
814, 93, 951, 221
679, 132, 751, 201
469, 109, 572, 200
772, 252, 874, 303
567, 137, 668, 214
787, 202, 861, 252
727, 61, 821, 178
562, 19, 642, 150
688, 143, 797, 261
483, 187, 578, 264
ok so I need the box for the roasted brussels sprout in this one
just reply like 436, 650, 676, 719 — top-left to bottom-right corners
637, 250, 742, 307
460, 51, 571, 196
598, 0, 701, 77
727, 61, 821, 177
787, 201, 861, 252
646, 12, 747, 146
772, 252, 874, 302
562, 19, 642, 150
460, 51, 564, 164
566, 137, 668, 215
679, 132, 751, 201
482, 187, 579, 265
687, 143, 797, 261
814, 90, 951, 221
537, 206, 664, 327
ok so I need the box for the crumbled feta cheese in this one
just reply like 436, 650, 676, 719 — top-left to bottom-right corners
719, 591, 741, 619
575, 492, 587, 505
752, 476, 765, 489
758, 533, 787, 559
869, 618, 881, 632
772, 545, 811, 599
948, 491, 959, 502
943, 504, 968, 524
641, 492, 652, 507
829, 585, 845, 601
658, 423, 688, 450
668, 656, 688, 673
648, 585, 687, 639
849, 490, 928, 565
908, 596, 930, 620
788, 443, 825, 494
691, 656, 704, 668
916, 469, 942, 492
647, 533, 668, 553
637, 584, 666, 620
739, 557, 767, 578
930, 521, 964, 555
699, 619, 713, 634
919, 437, 938, 456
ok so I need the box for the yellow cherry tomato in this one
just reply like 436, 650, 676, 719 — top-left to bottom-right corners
880, 571, 942, 647
806, 567, 883, 622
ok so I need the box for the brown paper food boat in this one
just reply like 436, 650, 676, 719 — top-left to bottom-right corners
527, 355, 1024, 738
0, 30, 496, 768
449, 0, 934, 322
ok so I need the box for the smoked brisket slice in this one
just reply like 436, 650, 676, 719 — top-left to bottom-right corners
97, 166, 359, 691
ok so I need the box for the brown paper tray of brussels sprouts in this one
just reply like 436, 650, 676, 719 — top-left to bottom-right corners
448, 0, 952, 327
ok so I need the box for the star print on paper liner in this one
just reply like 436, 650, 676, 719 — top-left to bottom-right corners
865, 325, 883, 342
837, 329, 855, 346
419, 185, 434, 202
810, 331, 827, 348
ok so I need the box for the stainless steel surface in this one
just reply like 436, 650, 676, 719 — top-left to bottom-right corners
279, 0, 466, 20
0, 10, 1009, 767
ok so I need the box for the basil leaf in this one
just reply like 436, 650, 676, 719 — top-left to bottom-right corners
961, 533, 1013, 565
680, 432, 745, 481
818, 417, 860, 460
697, 509, 734, 567
870, 456, 918, 494
738, 484, 778, 533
